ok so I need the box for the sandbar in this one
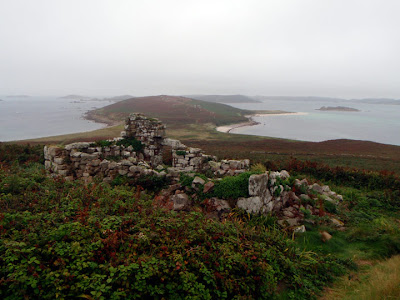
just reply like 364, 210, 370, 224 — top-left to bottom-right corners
216, 112, 307, 133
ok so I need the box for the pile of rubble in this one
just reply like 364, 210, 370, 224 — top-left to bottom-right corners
157, 170, 344, 232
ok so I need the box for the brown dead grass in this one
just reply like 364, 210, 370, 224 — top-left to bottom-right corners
14, 124, 124, 146
321, 255, 400, 300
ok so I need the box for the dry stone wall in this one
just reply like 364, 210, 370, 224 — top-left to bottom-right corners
163, 137, 250, 174
44, 140, 156, 183
121, 114, 166, 166
44, 113, 250, 181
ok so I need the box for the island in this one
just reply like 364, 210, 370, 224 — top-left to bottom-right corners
317, 106, 360, 112
6, 95, 31, 98
59, 94, 91, 100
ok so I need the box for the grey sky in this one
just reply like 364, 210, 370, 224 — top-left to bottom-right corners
0, 0, 399, 98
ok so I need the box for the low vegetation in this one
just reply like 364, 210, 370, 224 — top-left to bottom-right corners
0, 145, 354, 299
0, 143, 399, 298
322, 255, 400, 300
3, 91, 400, 299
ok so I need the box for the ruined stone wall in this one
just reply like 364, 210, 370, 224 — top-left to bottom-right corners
44, 141, 154, 182
121, 114, 165, 166
44, 113, 344, 226
163, 138, 250, 174
45, 113, 250, 181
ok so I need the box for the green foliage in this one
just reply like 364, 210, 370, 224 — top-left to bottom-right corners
324, 200, 338, 214
0, 143, 44, 165
0, 153, 353, 299
110, 174, 129, 186
96, 139, 113, 147
111, 174, 169, 192
136, 174, 170, 192
179, 173, 195, 187
175, 150, 186, 156
105, 155, 122, 162
116, 137, 144, 152
211, 172, 253, 199
4, 144, 400, 298
179, 173, 207, 188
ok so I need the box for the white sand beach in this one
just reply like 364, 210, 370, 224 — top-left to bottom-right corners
216, 112, 308, 133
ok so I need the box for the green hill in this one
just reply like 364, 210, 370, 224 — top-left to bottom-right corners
86, 95, 252, 127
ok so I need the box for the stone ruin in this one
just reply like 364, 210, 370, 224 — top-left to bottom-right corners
44, 113, 250, 182
121, 114, 165, 166
44, 113, 343, 230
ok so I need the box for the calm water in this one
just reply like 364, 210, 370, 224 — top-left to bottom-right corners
229, 99, 400, 146
0, 96, 112, 141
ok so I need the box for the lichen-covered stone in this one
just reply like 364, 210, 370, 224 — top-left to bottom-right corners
172, 193, 190, 211
237, 197, 263, 214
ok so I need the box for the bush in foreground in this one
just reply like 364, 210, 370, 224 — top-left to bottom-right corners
0, 162, 351, 299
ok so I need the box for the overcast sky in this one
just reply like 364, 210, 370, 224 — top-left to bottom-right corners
0, 0, 399, 98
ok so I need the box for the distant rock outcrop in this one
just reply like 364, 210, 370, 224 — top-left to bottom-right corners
59, 95, 91, 100
317, 106, 360, 112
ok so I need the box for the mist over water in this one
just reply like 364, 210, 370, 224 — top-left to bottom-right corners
0, 97, 110, 141
230, 100, 400, 146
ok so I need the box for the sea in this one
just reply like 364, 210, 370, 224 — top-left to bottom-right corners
0, 96, 111, 142
228, 99, 400, 146
0, 96, 399, 146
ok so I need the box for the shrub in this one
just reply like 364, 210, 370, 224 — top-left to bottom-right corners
211, 172, 253, 199
111, 174, 169, 192
250, 162, 266, 174
0, 144, 44, 165
136, 174, 169, 192
179, 173, 208, 189
105, 155, 122, 162
0, 150, 355, 299
116, 137, 144, 152
96, 140, 113, 147
175, 150, 186, 156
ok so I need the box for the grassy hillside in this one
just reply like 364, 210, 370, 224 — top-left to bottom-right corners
3, 95, 400, 298
1, 144, 399, 299
184, 138, 400, 174
86, 95, 254, 128
185, 94, 261, 103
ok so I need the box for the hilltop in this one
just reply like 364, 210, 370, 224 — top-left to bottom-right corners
86, 95, 256, 128
186, 94, 261, 103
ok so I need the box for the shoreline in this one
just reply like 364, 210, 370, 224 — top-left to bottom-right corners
216, 112, 307, 133
84, 111, 122, 127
